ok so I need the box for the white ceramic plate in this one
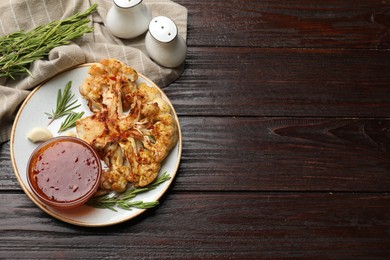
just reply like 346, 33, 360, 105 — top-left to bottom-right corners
10, 64, 182, 227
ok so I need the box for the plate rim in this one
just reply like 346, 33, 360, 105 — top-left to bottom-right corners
10, 63, 182, 227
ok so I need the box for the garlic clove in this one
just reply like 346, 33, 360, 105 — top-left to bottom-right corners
27, 127, 53, 143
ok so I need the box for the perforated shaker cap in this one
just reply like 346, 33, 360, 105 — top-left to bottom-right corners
114, 0, 142, 8
148, 16, 178, 43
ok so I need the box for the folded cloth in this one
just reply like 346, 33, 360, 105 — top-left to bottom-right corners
0, 0, 187, 143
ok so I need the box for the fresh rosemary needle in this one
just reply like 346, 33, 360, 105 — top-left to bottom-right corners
86, 172, 172, 212
45, 81, 80, 126
0, 3, 98, 79
59, 111, 84, 132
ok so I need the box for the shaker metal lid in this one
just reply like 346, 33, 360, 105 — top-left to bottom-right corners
114, 0, 142, 8
148, 16, 178, 43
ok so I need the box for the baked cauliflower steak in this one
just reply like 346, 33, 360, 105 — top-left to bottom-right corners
76, 59, 178, 193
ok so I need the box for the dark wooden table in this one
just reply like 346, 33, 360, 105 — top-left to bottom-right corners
1, 0, 390, 258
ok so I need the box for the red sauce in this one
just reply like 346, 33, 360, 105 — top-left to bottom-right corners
28, 137, 101, 207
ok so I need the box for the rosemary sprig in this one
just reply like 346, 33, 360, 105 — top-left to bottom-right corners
117, 201, 159, 210
59, 111, 85, 132
0, 3, 97, 78
45, 81, 80, 126
86, 172, 172, 212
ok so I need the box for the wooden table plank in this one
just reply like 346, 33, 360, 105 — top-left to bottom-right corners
1, 192, 390, 258
3, 117, 389, 192
178, 117, 390, 192
168, 47, 390, 117
1, 1, 389, 257
177, 0, 390, 48
0, 141, 15, 189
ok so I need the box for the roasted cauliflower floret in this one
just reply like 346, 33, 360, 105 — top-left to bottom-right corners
80, 59, 138, 112
76, 58, 178, 193
138, 82, 161, 102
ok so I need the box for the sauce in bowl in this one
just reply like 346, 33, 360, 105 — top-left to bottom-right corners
27, 136, 102, 209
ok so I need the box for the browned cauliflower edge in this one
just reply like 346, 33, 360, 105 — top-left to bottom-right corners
76, 58, 178, 193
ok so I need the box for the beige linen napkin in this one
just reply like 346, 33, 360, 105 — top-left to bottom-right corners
0, 0, 187, 143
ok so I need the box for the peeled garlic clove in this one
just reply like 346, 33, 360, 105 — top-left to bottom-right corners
27, 127, 53, 143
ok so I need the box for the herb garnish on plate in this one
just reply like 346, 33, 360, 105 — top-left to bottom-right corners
45, 80, 84, 132
87, 172, 171, 212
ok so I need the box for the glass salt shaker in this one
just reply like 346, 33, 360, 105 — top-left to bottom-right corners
145, 16, 187, 68
106, 0, 152, 39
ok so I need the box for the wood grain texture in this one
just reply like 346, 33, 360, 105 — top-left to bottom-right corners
0, 141, 15, 189
176, 0, 390, 48
178, 117, 390, 192
1, 193, 390, 258
1, 0, 390, 258
2, 117, 390, 192
167, 47, 390, 117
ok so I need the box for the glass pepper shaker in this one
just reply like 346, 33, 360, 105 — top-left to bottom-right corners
145, 16, 187, 68
106, 0, 152, 39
